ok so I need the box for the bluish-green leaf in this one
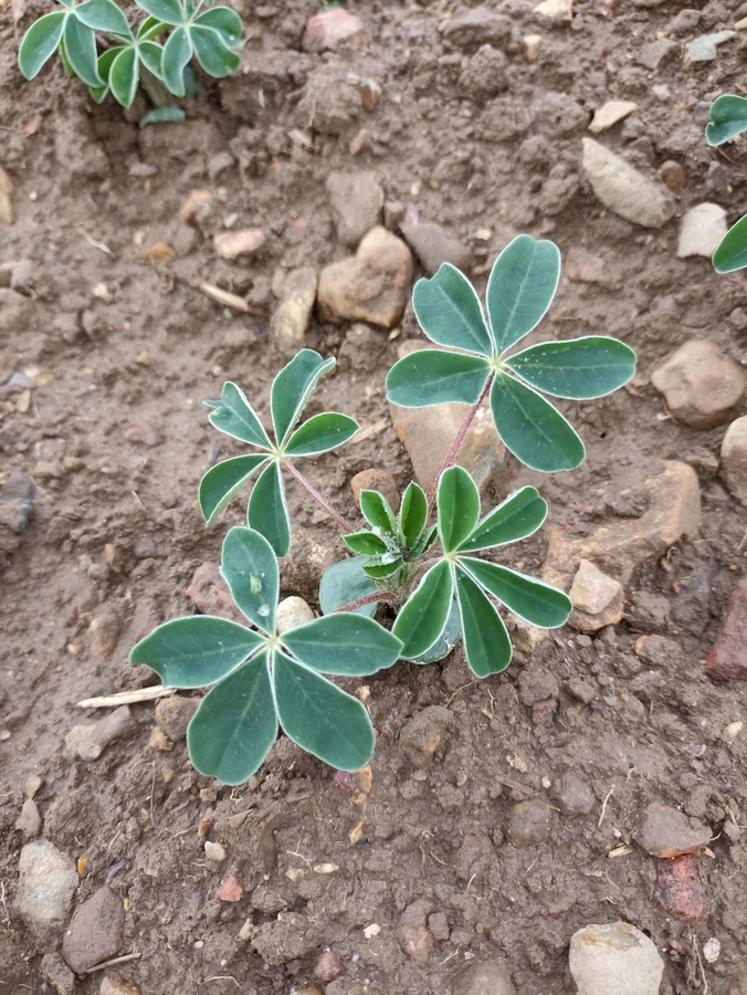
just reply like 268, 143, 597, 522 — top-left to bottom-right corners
437, 466, 480, 553
136, 0, 183, 25
455, 569, 512, 677
319, 558, 377, 618
505, 336, 636, 400
461, 557, 571, 628
393, 560, 454, 660
193, 5, 242, 47
138, 15, 169, 39
89, 44, 123, 100
487, 234, 560, 353
109, 45, 139, 107
273, 653, 374, 770
490, 373, 585, 472
386, 349, 491, 407
191, 25, 240, 77
343, 531, 388, 556
412, 598, 461, 664
247, 461, 290, 558
18, 11, 66, 80
75, 0, 132, 37
139, 105, 185, 127
459, 485, 546, 552
363, 559, 403, 579
412, 263, 493, 356
282, 614, 401, 676
399, 481, 428, 548
199, 454, 268, 526
161, 24, 192, 95
63, 14, 102, 86
270, 349, 335, 445
138, 39, 164, 77
205, 381, 271, 448
129, 615, 262, 687
285, 412, 358, 456
359, 489, 397, 534
706, 94, 747, 148
220, 526, 278, 632
713, 214, 747, 274
187, 652, 277, 785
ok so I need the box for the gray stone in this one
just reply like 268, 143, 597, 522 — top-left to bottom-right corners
270, 267, 317, 353
651, 339, 744, 429
569, 921, 664, 994
63, 886, 125, 974
0, 473, 34, 535
450, 959, 516, 994
400, 220, 471, 276
685, 31, 736, 64
635, 38, 677, 71
677, 203, 727, 259
15, 798, 41, 838
721, 415, 747, 504
507, 799, 552, 848
326, 170, 383, 248
553, 773, 595, 815
582, 138, 673, 228
65, 705, 134, 761
16, 840, 78, 937
635, 801, 711, 857
154, 696, 198, 742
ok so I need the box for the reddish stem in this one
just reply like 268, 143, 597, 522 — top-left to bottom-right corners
285, 460, 351, 535
429, 372, 495, 501
337, 591, 394, 613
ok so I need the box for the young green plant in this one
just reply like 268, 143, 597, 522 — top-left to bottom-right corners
705, 95, 747, 273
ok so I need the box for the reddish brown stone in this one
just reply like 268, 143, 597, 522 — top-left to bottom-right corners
705, 578, 747, 682
655, 855, 704, 921
62, 887, 124, 974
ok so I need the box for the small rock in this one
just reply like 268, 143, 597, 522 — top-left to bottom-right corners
702, 938, 720, 964
397, 899, 433, 967
271, 267, 317, 353
400, 219, 471, 276
534, 0, 573, 23
589, 100, 637, 134
100, 978, 142, 995
302, 7, 367, 52
0, 472, 34, 535
65, 706, 133, 761
317, 227, 413, 329
0, 166, 15, 226
636, 38, 677, 70
507, 799, 552, 848
15, 798, 41, 838
350, 468, 399, 510
457, 45, 509, 99
24, 773, 42, 799
582, 138, 673, 229
40, 953, 75, 995
63, 886, 124, 974
659, 160, 686, 195
651, 339, 744, 429
677, 203, 727, 258
16, 840, 78, 937
314, 949, 344, 982
685, 31, 736, 64
89, 610, 122, 660
440, 8, 514, 50
326, 171, 383, 248
634, 634, 681, 668
553, 772, 595, 815
721, 415, 747, 504
216, 875, 243, 902
569, 559, 624, 633
655, 854, 704, 920
449, 959, 516, 995
178, 188, 212, 224
214, 228, 265, 260
148, 726, 173, 752
569, 922, 664, 995
521, 34, 543, 63
252, 913, 317, 964
399, 705, 453, 766
636, 801, 711, 857
277, 596, 315, 635
204, 841, 228, 862
705, 577, 747, 681
154, 696, 197, 742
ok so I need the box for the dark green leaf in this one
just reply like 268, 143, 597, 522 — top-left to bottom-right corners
490, 373, 585, 472
205, 381, 271, 448
136, 0, 183, 25
362, 559, 403, 579
319, 558, 377, 618
706, 94, 747, 148
199, 454, 268, 526
18, 11, 66, 80
88, 44, 123, 100
437, 465, 480, 553
455, 569, 512, 677
411, 598, 461, 663
270, 349, 335, 445
190, 25, 239, 77
386, 349, 490, 407
193, 5, 242, 46
461, 557, 571, 628
109, 45, 139, 107
459, 485, 547, 552
413, 522, 438, 557
505, 336, 636, 399
393, 560, 454, 659
343, 531, 388, 556
138, 39, 164, 77
59, 36, 74, 76
139, 105, 185, 127
247, 461, 290, 558
161, 24, 191, 95
129, 615, 262, 687
399, 481, 428, 548
713, 214, 747, 274
138, 15, 168, 38
282, 614, 401, 676
75, 0, 132, 37
359, 489, 397, 534
412, 263, 493, 356
284, 412, 358, 456
487, 234, 560, 353
220, 526, 278, 632
63, 14, 101, 86
273, 653, 374, 770
187, 652, 277, 785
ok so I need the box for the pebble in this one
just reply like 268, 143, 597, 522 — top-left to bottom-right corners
636, 801, 711, 857
276, 596, 315, 635
569, 922, 664, 995
507, 799, 552, 848
636, 38, 677, 71
155, 696, 198, 742
705, 577, 747, 682
534, 0, 572, 23
449, 959, 516, 995
655, 854, 704, 920
16, 840, 78, 937
589, 100, 637, 134
350, 468, 399, 511
204, 841, 228, 862
458, 45, 509, 99
521, 34, 543, 63
659, 160, 686, 195
326, 170, 383, 248
62, 886, 125, 974
314, 949, 344, 982
0, 165, 15, 225
702, 937, 720, 964
100, 979, 141, 995
582, 138, 673, 229
720, 415, 747, 504
684, 30, 736, 64
317, 226, 413, 329
0, 472, 34, 535
270, 267, 318, 353
399, 706, 453, 766
397, 899, 434, 966
440, 8, 514, 50
302, 7, 367, 52
569, 559, 624, 632
677, 203, 727, 258
400, 219, 471, 276
40, 953, 75, 995
89, 610, 122, 660
634, 634, 681, 667
15, 797, 41, 838
123, 421, 163, 448
651, 339, 744, 429
65, 706, 134, 761
216, 875, 243, 902
552, 772, 595, 815
213, 227, 265, 260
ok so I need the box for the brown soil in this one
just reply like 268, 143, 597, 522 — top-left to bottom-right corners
1, 1, 746, 993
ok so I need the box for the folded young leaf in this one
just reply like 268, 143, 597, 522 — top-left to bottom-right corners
18, 11, 66, 80
490, 373, 585, 472
713, 214, 747, 274
399, 481, 428, 548
487, 235, 560, 353
393, 560, 454, 659
706, 94, 747, 148
412, 263, 493, 356
270, 349, 335, 445
129, 615, 263, 687
191, 25, 239, 77
199, 454, 268, 525
273, 653, 375, 770
285, 412, 358, 456
282, 614, 401, 676
437, 466, 480, 553
461, 557, 571, 628
343, 531, 389, 556
319, 557, 378, 617
458, 485, 547, 552
359, 489, 397, 535
455, 569, 512, 677
205, 381, 272, 448
187, 652, 278, 785
386, 349, 491, 407
220, 526, 278, 632
247, 461, 290, 557
505, 336, 636, 400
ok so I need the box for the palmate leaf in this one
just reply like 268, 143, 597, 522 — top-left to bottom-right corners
487, 234, 560, 353
706, 94, 747, 148
505, 336, 636, 400
386, 349, 490, 407
713, 214, 747, 274
412, 263, 492, 356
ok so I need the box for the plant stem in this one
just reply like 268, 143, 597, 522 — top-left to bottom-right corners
338, 591, 394, 613
285, 461, 351, 535
430, 372, 495, 501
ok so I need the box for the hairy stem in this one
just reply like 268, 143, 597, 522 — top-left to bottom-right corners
430, 372, 495, 501
285, 460, 351, 535
337, 591, 395, 613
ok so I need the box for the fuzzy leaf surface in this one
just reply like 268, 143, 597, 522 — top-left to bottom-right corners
706, 94, 747, 147
399, 481, 428, 548
437, 466, 480, 553
713, 214, 747, 274
282, 614, 401, 676
487, 235, 560, 353
285, 412, 358, 456
505, 336, 636, 399
455, 569, 512, 677
191, 25, 239, 77
199, 454, 268, 525
75, 0, 132, 37
206, 381, 271, 448
412, 263, 492, 356
18, 11, 66, 79
220, 526, 278, 632
319, 558, 378, 618
270, 349, 335, 445
462, 558, 571, 628
386, 349, 490, 407
62, 14, 101, 86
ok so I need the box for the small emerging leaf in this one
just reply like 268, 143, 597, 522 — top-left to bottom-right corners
220, 526, 278, 632
505, 336, 636, 400
247, 461, 290, 558
386, 349, 490, 407
359, 489, 397, 534
461, 557, 571, 628
437, 466, 480, 553
487, 234, 560, 353
285, 412, 358, 456
282, 614, 402, 676
18, 11, 66, 80
705, 94, 747, 148
393, 560, 454, 660
713, 214, 747, 274
455, 569, 512, 677
399, 481, 428, 548
412, 263, 493, 356
459, 485, 546, 552
271, 349, 335, 445
343, 531, 388, 556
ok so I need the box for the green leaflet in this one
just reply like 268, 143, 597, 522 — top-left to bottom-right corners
437, 466, 480, 553
706, 94, 747, 148
205, 381, 272, 448
271, 349, 335, 445
319, 557, 378, 618
75, 0, 132, 37
247, 461, 290, 558
393, 560, 454, 659
713, 214, 747, 274
62, 14, 101, 86
455, 569, 512, 677
199, 454, 268, 525
273, 653, 375, 771
386, 349, 490, 407
461, 557, 571, 628
458, 485, 547, 552
161, 24, 192, 95
490, 373, 585, 473
129, 615, 262, 687
136, 0, 183, 25
191, 24, 239, 77
193, 5, 243, 46
411, 598, 461, 664
285, 412, 359, 456
187, 652, 278, 785
109, 45, 138, 106
359, 490, 397, 534
220, 526, 278, 632
399, 481, 428, 548
505, 336, 636, 400
282, 614, 401, 676
343, 531, 388, 556
486, 234, 560, 353
138, 39, 164, 77
412, 263, 493, 356
18, 11, 66, 80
